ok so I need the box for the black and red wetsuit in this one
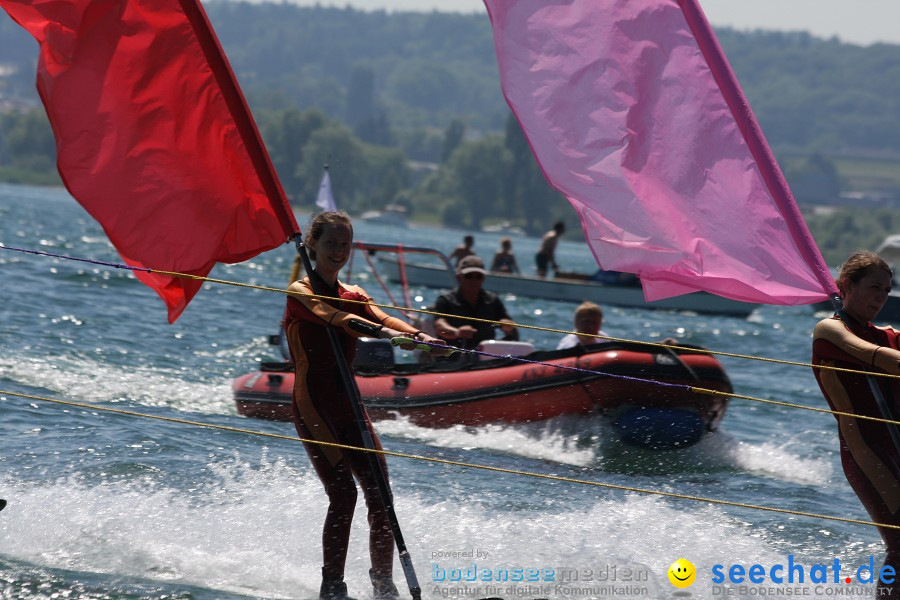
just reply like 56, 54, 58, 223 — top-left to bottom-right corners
284, 272, 419, 580
813, 316, 900, 594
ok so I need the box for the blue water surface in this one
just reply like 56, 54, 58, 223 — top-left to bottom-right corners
0, 183, 882, 599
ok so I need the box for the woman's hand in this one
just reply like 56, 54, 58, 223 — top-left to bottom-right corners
384, 328, 453, 356
417, 333, 453, 356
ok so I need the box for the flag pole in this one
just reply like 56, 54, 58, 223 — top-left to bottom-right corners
292, 235, 422, 600
679, 1, 898, 455
681, 2, 896, 451
186, 5, 418, 585
679, 0, 836, 297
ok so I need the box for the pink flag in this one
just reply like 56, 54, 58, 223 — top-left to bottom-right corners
1, 0, 299, 322
483, 0, 837, 305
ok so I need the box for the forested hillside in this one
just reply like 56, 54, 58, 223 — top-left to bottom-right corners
1, 2, 899, 260
210, 4, 900, 157
3, 3, 899, 154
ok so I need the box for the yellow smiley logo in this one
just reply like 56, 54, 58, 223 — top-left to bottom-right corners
668, 558, 696, 588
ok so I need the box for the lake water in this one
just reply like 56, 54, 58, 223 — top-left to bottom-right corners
0, 183, 887, 599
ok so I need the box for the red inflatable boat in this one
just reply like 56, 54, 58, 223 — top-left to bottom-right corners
232, 339, 732, 449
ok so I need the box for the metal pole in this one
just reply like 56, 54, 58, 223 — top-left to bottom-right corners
293, 236, 421, 600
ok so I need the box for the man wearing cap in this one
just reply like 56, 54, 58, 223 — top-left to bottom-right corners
432, 255, 519, 353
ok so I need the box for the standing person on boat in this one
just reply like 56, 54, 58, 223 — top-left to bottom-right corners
557, 301, 607, 349
449, 234, 476, 266
284, 211, 448, 600
535, 221, 565, 277
433, 255, 519, 354
812, 250, 900, 598
490, 237, 520, 274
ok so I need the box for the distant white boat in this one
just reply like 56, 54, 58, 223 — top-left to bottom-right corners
877, 234, 900, 267
360, 204, 409, 228
376, 252, 760, 318
481, 220, 526, 236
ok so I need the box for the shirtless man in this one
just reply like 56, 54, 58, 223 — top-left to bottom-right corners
535, 221, 565, 277
449, 235, 475, 266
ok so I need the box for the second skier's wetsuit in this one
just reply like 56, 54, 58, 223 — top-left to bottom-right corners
813, 316, 900, 597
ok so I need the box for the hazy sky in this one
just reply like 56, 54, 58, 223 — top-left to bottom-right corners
283, 0, 900, 46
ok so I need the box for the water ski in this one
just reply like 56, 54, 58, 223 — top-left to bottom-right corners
0, 499, 6, 512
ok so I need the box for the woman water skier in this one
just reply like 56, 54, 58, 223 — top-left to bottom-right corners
284, 211, 448, 600
812, 251, 900, 598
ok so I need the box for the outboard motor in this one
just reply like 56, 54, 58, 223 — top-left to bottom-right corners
269, 328, 292, 361
354, 337, 395, 371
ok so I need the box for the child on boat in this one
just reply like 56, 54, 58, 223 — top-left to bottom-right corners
284, 211, 448, 600
557, 301, 607, 349
812, 250, 900, 599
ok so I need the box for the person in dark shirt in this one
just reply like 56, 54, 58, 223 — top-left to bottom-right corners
490, 237, 520, 274
433, 255, 518, 353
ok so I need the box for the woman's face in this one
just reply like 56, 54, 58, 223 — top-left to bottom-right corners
311, 223, 352, 274
843, 270, 892, 323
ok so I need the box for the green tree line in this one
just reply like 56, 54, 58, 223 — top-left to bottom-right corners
256, 106, 573, 233
0, 110, 59, 185
803, 207, 900, 266
210, 5, 900, 157
5, 102, 891, 261
3, 4, 900, 155
1, 3, 898, 249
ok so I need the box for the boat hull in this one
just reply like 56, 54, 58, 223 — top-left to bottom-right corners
377, 256, 758, 317
232, 342, 732, 449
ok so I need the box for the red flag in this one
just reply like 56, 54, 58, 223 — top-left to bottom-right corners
1, 0, 299, 322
